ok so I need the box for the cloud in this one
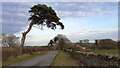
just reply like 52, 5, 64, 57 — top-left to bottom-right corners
22, 28, 118, 46
1, 2, 30, 34
1, 0, 119, 2
2, 22, 26, 34
1, 2, 118, 46
57, 11, 90, 17
45, 2, 118, 17
25, 34, 55, 46
1, 2, 118, 35
68, 29, 118, 42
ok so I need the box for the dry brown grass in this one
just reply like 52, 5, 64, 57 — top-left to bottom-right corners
2, 47, 21, 62
2, 47, 50, 63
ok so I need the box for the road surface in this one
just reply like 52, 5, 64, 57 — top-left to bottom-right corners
9, 50, 58, 66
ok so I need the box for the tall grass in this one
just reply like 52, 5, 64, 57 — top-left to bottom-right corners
2, 47, 50, 63
2, 47, 21, 62
2, 51, 47, 66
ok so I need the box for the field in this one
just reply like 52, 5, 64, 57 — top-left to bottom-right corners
3, 51, 47, 66
94, 49, 119, 56
51, 51, 80, 66
2, 47, 50, 66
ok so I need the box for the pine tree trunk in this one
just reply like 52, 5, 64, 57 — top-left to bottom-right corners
20, 20, 34, 54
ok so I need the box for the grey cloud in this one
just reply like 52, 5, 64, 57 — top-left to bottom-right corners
1, 0, 120, 2
1, 2, 30, 34
46, 2, 117, 17
68, 29, 118, 42
1, 2, 118, 34
2, 22, 27, 34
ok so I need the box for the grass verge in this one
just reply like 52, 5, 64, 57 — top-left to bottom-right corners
2, 51, 47, 66
94, 49, 119, 56
0, 62, 2, 68
50, 50, 80, 66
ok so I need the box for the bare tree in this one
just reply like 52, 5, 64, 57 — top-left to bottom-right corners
1, 34, 20, 47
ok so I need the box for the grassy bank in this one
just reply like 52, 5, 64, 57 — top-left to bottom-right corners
94, 49, 119, 56
0, 62, 2, 67
50, 51, 80, 66
2, 51, 47, 66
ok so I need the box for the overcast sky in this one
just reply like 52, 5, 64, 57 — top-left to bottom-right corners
1, 2, 118, 46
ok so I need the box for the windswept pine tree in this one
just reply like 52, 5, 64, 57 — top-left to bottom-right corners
21, 4, 64, 47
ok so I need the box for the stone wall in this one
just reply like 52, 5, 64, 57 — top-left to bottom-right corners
65, 49, 120, 66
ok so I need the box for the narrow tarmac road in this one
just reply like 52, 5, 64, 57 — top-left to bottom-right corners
9, 50, 58, 66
